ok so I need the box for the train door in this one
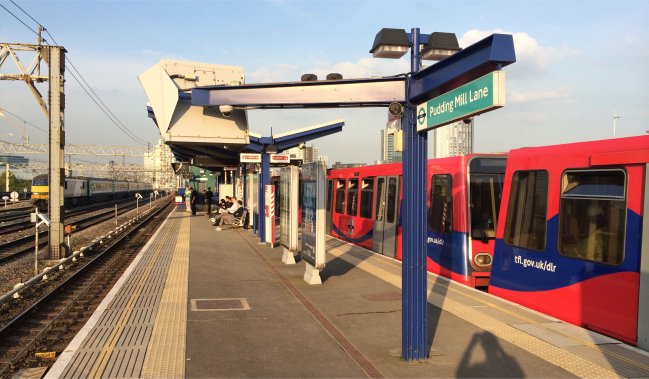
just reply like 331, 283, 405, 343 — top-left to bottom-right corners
372, 176, 400, 258
638, 163, 649, 350
326, 179, 333, 234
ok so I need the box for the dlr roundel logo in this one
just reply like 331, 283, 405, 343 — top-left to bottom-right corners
417, 107, 427, 126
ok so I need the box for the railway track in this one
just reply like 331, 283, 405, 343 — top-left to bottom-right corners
0, 198, 145, 237
0, 202, 171, 377
0, 200, 155, 263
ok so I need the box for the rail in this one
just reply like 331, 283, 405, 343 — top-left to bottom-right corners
0, 205, 157, 306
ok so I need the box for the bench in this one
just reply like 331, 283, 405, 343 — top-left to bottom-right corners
231, 209, 247, 228
219, 209, 247, 230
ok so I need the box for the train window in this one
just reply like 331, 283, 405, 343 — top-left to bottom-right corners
428, 175, 453, 233
326, 180, 333, 212
360, 178, 374, 219
33, 178, 48, 186
346, 179, 359, 216
504, 170, 548, 251
470, 174, 504, 240
375, 178, 385, 221
335, 179, 346, 214
558, 170, 626, 265
386, 177, 398, 223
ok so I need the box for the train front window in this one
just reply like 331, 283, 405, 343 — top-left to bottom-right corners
360, 178, 374, 219
346, 179, 358, 216
469, 173, 504, 240
33, 178, 48, 186
504, 170, 548, 251
335, 179, 346, 214
558, 170, 626, 265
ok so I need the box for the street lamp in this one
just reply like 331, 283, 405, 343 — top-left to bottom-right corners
370, 27, 459, 362
0, 109, 29, 145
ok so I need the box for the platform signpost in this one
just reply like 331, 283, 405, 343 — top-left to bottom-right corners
398, 31, 514, 361
300, 161, 326, 285
280, 166, 299, 264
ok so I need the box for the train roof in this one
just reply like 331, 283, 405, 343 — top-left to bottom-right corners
32, 175, 152, 183
328, 153, 507, 175
507, 134, 649, 167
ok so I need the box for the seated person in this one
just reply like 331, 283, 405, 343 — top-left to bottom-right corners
212, 197, 240, 226
210, 198, 230, 221
215, 200, 244, 231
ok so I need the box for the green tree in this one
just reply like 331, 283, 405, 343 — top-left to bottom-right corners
2, 169, 31, 194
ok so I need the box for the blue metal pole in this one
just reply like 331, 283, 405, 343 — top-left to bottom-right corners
402, 27, 428, 361
258, 152, 270, 242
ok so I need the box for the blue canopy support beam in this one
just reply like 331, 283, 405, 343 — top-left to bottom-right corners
245, 119, 345, 243
192, 78, 405, 108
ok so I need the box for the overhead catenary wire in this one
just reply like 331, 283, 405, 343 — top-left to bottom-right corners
0, 2, 40, 36
0, 106, 48, 134
2, 1, 150, 146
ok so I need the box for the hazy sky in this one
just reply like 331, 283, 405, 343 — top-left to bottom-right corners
1, 0, 648, 164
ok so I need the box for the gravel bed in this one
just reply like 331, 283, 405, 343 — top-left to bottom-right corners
1, 201, 139, 245
0, 197, 171, 295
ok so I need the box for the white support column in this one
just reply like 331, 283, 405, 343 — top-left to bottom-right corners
48, 46, 66, 259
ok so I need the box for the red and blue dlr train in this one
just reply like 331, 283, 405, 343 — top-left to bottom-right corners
326, 134, 649, 348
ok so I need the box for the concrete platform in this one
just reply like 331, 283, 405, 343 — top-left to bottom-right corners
46, 207, 649, 378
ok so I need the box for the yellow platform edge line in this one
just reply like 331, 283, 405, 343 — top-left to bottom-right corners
44, 209, 177, 379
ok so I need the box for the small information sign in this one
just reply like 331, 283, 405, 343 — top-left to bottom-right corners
301, 161, 326, 271
270, 153, 290, 164
416, 71, 505, 132
240, 153, 262, 163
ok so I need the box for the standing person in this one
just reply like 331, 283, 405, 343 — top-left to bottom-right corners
204, 187, 214, 217
190, 187, 197, 215
184, 186, 191, 213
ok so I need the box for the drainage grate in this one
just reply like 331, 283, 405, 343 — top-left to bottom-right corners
191, 298, 250, 311
361, 292, 401, 301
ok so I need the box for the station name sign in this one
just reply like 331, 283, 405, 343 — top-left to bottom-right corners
416, 71, 505, 132
240, 153, 261, 163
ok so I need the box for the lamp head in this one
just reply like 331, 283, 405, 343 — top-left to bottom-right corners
421, 32, 460, 61
369, 28, 409, 59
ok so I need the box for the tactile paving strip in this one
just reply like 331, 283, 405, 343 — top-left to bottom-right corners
141, 213, 190, 378
49, 210, 188, 378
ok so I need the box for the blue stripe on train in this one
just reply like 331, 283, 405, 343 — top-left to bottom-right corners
426, 230, 470, 276
331, 223, 374, 244
490, 210, 642, 291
